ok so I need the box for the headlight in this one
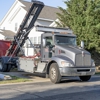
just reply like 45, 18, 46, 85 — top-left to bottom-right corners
61, 61, 74, 67
92, 61, 95, 66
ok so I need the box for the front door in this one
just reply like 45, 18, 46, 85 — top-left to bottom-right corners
41, 33, 54, 61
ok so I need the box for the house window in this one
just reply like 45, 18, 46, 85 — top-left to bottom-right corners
30, 37, 34, 44
15, 23, 18, 31
3, 27, 5, 30
34, 37, 37, 44
26, 39, 30, 48
38, 36, 41, 44
29, 37, 34, 47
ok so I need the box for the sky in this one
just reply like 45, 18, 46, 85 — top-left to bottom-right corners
0, 0, 66, 22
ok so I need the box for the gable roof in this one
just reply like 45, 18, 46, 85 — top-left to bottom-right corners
20, 0, 61, 20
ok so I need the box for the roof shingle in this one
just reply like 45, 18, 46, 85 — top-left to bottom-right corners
20, 0, 61, 20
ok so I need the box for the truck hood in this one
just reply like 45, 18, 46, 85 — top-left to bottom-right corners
58, 45, 90, 55
56, 45, 91, 66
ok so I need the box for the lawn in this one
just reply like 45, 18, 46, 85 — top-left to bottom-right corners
0, 76, 32, 84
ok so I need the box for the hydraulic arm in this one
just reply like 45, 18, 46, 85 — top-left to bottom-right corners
5, 1, 44, 57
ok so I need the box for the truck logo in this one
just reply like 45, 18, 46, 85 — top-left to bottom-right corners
82, 51, 85, 57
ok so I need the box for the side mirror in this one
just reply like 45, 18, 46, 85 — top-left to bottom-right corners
81, 41, 84, 48
43, 38, 46, 47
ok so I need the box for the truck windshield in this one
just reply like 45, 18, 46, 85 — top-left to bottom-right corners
55, 35, 76, 46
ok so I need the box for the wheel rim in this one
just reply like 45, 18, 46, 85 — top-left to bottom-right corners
50, 67, 56, 80
0, 62, 2, 70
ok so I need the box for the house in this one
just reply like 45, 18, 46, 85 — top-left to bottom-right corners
0, 0, 61, 56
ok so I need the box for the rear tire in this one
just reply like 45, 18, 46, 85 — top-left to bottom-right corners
49, 63, 61, 83
0, 59, 7, 72
79, 75, 91, 81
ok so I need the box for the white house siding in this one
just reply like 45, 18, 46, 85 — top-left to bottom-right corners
0, 0, 26, 33
49, 19, 59, 27
24, 18, 53, 56
0, 30, 5, 40
24, 26, 43, 56
0, 34, 5, 40
8, 8, 26, 33
28, 19, 53, 44
28, 27, 43, 43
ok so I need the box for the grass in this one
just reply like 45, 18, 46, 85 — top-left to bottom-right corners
95, 68, 100, 75
0, 76, 32, 84
95, 71, 100, 75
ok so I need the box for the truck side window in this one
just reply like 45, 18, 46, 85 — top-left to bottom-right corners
45, 37, 53, 58
45, 37, 53, 46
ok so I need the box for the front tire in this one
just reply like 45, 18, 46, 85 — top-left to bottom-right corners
79, 75, 91, 81
49, 63, 61, 83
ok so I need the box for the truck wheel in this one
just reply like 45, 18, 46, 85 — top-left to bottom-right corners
49, 63, 61, 83
0, 59, 7, 72
79, 75, 91, 81
6, 65, 11, 72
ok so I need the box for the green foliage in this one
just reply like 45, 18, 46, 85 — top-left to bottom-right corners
57, 0, 100, 53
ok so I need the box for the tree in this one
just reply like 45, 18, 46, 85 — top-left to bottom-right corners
56, 0, 100, 53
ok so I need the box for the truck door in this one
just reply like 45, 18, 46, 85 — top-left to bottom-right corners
41, 34, 54, 61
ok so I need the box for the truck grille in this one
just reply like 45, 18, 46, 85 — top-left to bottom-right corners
75, 54, 91, 66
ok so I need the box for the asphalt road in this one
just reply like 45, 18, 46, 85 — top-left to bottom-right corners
0, 75, 100, 100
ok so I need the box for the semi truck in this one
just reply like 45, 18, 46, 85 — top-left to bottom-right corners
0, 0, 95, 83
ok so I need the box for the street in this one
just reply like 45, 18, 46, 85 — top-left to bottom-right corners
0, 75, 100, 100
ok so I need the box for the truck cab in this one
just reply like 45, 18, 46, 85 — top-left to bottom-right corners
39, 28, 95, 83
41, 32, 76, 60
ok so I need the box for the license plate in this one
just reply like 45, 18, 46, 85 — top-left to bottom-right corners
81, 72, 86, 75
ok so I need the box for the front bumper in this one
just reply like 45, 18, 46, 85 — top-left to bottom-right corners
59, 67, 96, 76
